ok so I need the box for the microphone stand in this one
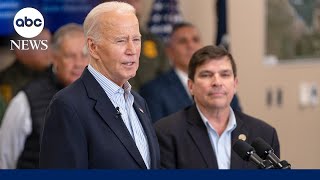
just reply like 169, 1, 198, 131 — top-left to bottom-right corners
259, 159, 275, 169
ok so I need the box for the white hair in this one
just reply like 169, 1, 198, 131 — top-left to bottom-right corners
83, 1, 136, 42
52, 23, 84, 51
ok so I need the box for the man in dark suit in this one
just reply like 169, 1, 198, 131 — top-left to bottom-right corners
140, 23, 242, 122
154, 45, 280, 169
39, 1, 160, 169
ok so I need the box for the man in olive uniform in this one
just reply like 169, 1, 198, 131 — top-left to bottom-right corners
130, 29, 170, 91
0, 29, 52, 105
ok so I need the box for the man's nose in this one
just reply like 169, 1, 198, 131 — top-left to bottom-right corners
211, 75, 222, 86
126, 40, 138, 55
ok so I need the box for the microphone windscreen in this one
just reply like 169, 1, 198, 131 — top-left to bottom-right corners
251, 137, 272, 159
232, 140, 254, 161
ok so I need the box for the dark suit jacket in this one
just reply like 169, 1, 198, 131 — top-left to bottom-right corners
154, 105, 280, 169
140, 69, 242, 123
39, 69, 160, 169
140, 69, 194, 122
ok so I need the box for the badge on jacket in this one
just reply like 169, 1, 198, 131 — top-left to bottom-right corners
0, 84, 12, 103
143, 40, 158, 59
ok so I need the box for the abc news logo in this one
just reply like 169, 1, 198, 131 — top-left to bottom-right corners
10, 7, 48, 50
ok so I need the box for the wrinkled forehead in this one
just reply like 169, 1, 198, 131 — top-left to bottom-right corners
99, 13, 140, 37
101, 12, 138, 29
172, 26, 199, 38
102, 11, 138, 25
197, 57, 232, 70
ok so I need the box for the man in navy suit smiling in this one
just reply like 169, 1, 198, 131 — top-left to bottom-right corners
39, 1, 160, 169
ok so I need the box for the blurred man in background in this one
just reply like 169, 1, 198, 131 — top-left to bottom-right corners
0, 23, 88, 169
0, 29, 52, 103
0, 29, 52, 123
140, 22, 202, 122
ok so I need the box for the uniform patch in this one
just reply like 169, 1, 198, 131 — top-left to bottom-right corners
0, 84, 12, 103
143, 40, 158, 59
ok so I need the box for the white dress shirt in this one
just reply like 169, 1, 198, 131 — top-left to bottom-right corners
0, 91, 32, 169
197, 105, 237, 169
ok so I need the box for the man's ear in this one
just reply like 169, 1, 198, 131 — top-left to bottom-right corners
188, 79, 194, 95
51, 50, 59, 70
234, 77, 239, 94
87, 38, 99, 60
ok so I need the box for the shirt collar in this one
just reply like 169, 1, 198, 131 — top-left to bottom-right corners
87, 64, 132, 96
197, 105, 237, 134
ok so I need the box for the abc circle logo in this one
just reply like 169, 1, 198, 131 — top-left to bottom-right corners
13, 7, 44, 38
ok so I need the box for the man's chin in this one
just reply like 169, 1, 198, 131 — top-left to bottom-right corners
126, 72, 137, 80
209, 102, 229, 110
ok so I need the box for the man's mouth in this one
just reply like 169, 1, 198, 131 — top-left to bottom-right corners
122, 62, 135, 66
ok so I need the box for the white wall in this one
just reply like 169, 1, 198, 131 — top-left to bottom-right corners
229, 0, 320, 169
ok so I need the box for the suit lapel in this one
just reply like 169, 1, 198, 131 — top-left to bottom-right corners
186, 105, 218, 168
133, 101, 157, 169
81, 69, 147, 169
230, 112, 249, 169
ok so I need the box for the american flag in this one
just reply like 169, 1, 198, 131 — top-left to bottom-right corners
216, 0, 229, 49
147, 0, 183, 43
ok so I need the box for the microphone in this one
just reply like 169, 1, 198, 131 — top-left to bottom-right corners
251, 137, 291, 169
233, 140, 274, 169
116, 107, 122, 116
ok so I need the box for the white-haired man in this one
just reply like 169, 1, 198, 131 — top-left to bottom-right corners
39, 2, 160, 169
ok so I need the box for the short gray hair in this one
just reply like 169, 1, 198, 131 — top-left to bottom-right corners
83, 1, 136, 42
52, 23, 84, 51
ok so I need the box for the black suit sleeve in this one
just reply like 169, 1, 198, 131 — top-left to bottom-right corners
154, 123, 176, 169
39, 98, 88, 168
271, 127, 280, 158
